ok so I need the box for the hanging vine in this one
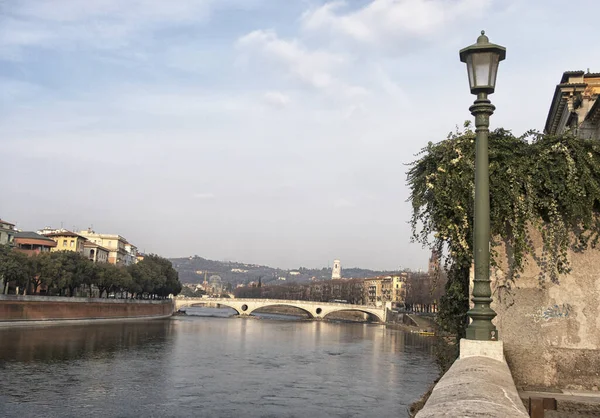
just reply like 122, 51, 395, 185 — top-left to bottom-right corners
407, 123, 600, 341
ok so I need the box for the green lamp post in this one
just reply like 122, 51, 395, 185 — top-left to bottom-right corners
459, 31, 506, 341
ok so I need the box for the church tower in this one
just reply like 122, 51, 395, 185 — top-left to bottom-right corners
331, 259, 342, 280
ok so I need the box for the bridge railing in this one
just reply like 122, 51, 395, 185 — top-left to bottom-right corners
175, 297, 383, 311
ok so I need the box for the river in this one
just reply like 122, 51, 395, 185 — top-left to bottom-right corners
0, 307, 439, 418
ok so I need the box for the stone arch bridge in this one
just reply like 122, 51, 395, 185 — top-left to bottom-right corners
173, 298, 387, 322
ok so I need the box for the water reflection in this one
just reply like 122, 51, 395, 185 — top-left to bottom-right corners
0, 312, 438, 418
0, 320, 174, 363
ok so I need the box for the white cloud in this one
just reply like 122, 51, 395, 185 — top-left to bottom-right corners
262, 91, 290, 108
13, 0, 212, 23
193, 192, 215, 199
236, 29, 369, 100
333, 198, 355, 208
0, 0, 261, 57
237, 29, 347, 89
301, 0, 492, 46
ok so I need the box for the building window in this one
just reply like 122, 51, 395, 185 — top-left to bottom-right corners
70, 240, 74, 247
63, 240, 67, 247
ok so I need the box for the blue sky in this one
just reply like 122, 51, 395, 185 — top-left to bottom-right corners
2, 0, 600, 270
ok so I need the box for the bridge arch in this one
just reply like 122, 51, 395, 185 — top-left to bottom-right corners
322, 308, 384, 323
248, 303, 314, 319
179, 300, 241, 316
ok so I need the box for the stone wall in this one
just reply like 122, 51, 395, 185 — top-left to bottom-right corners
0, 295, 173, 324
416, 355, 528, 418
488, 232, 600, 391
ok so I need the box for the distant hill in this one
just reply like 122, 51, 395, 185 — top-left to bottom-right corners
169, 255, 394, 286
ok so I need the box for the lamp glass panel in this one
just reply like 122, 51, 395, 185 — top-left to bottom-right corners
466, 55, 475, 89
472, 52, 492, 87
489, 53, 500, 88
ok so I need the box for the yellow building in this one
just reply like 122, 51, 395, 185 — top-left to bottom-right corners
365, 276, 392, 307
365, 273, 408, 308
43, 230, 87, 254
545, 70, 600, 139
391, 273, 408, 308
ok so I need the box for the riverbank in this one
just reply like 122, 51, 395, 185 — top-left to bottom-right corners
0, 295, 173, 326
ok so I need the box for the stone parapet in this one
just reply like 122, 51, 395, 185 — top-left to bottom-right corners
416, 356, 528, 418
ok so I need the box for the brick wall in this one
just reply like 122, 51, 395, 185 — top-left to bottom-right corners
0, 296, 173, 322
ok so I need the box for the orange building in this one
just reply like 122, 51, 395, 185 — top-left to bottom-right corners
14, 231, 57, 256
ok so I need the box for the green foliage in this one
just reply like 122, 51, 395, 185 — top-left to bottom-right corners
0, 245, 34, 292
408, 124, 600, 341
129, 255, 182, 298
0, 247, 181, 298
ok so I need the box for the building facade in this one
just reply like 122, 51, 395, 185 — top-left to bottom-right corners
545, 70, 600, 139
365, 276, 392, 307
14, 231, 57, 255
42, 230, 87, 254
124, 242, 138, 265
0, 219, 16, 246
391, 273, 408, 308
78, 229, 130, 266
331, 259, 342, 280
364, 274, 407, 308
83, 241, 109, 263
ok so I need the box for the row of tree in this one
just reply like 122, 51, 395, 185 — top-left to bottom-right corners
0, 245, 182, 299
404, 272, 447, 313
232, 274, 447, 310
233, 279, 366, 305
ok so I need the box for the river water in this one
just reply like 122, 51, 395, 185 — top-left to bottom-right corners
0, 307, 439, 418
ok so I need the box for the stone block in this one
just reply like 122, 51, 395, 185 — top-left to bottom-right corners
460, 338, 505, 362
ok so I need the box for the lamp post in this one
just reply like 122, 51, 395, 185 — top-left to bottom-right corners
459, 31, 506, 341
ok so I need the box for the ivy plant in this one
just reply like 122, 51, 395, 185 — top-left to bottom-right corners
407, 122, 600, 339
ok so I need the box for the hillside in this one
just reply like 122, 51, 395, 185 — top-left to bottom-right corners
169, 255, 392, 287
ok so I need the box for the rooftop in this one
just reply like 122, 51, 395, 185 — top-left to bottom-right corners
545, 70, 600, 134
83, 241, 110, 252
43, 230, 87, 239
15, 231, 57, 243
0, 219, 15, 227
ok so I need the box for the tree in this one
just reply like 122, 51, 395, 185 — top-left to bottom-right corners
36, 252, 63, 295
0, 245, 33, 294
129, 254, 182, 299
408, 124, 600, 341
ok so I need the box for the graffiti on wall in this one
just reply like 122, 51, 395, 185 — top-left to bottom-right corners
526, 303, 573, 324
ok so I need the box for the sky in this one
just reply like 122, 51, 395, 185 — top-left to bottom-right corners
2, 0, 600, 271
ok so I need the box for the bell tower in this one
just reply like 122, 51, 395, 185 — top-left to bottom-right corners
331, 259, 341, 280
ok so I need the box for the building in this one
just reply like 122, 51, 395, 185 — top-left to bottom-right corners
124, 242, 138, 265
364, 276, 392, 307
545, 70, 600, 139
428, 250, 441, 277
83, 241, 109, 263
78, 229, 130, 266
14, 231, 57, 255
391, 273, 408, 309
42, 230, 87, 254
0, 219, 16, 246
208, 275, 223, 295
331, 259, 341, 280
364, 274, 407, 308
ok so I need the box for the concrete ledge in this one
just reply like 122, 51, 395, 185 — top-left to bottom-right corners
0, 314, 173, 328
0, 295, 170, 304
416, 356, 529, 418
460, 338, 505, 362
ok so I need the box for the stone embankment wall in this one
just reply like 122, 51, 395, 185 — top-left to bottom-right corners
416, 355, 528, 418
488, 232, 600, 390
0, 295, 173, 324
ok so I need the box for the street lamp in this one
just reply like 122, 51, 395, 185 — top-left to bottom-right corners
459, 31, 506, 341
